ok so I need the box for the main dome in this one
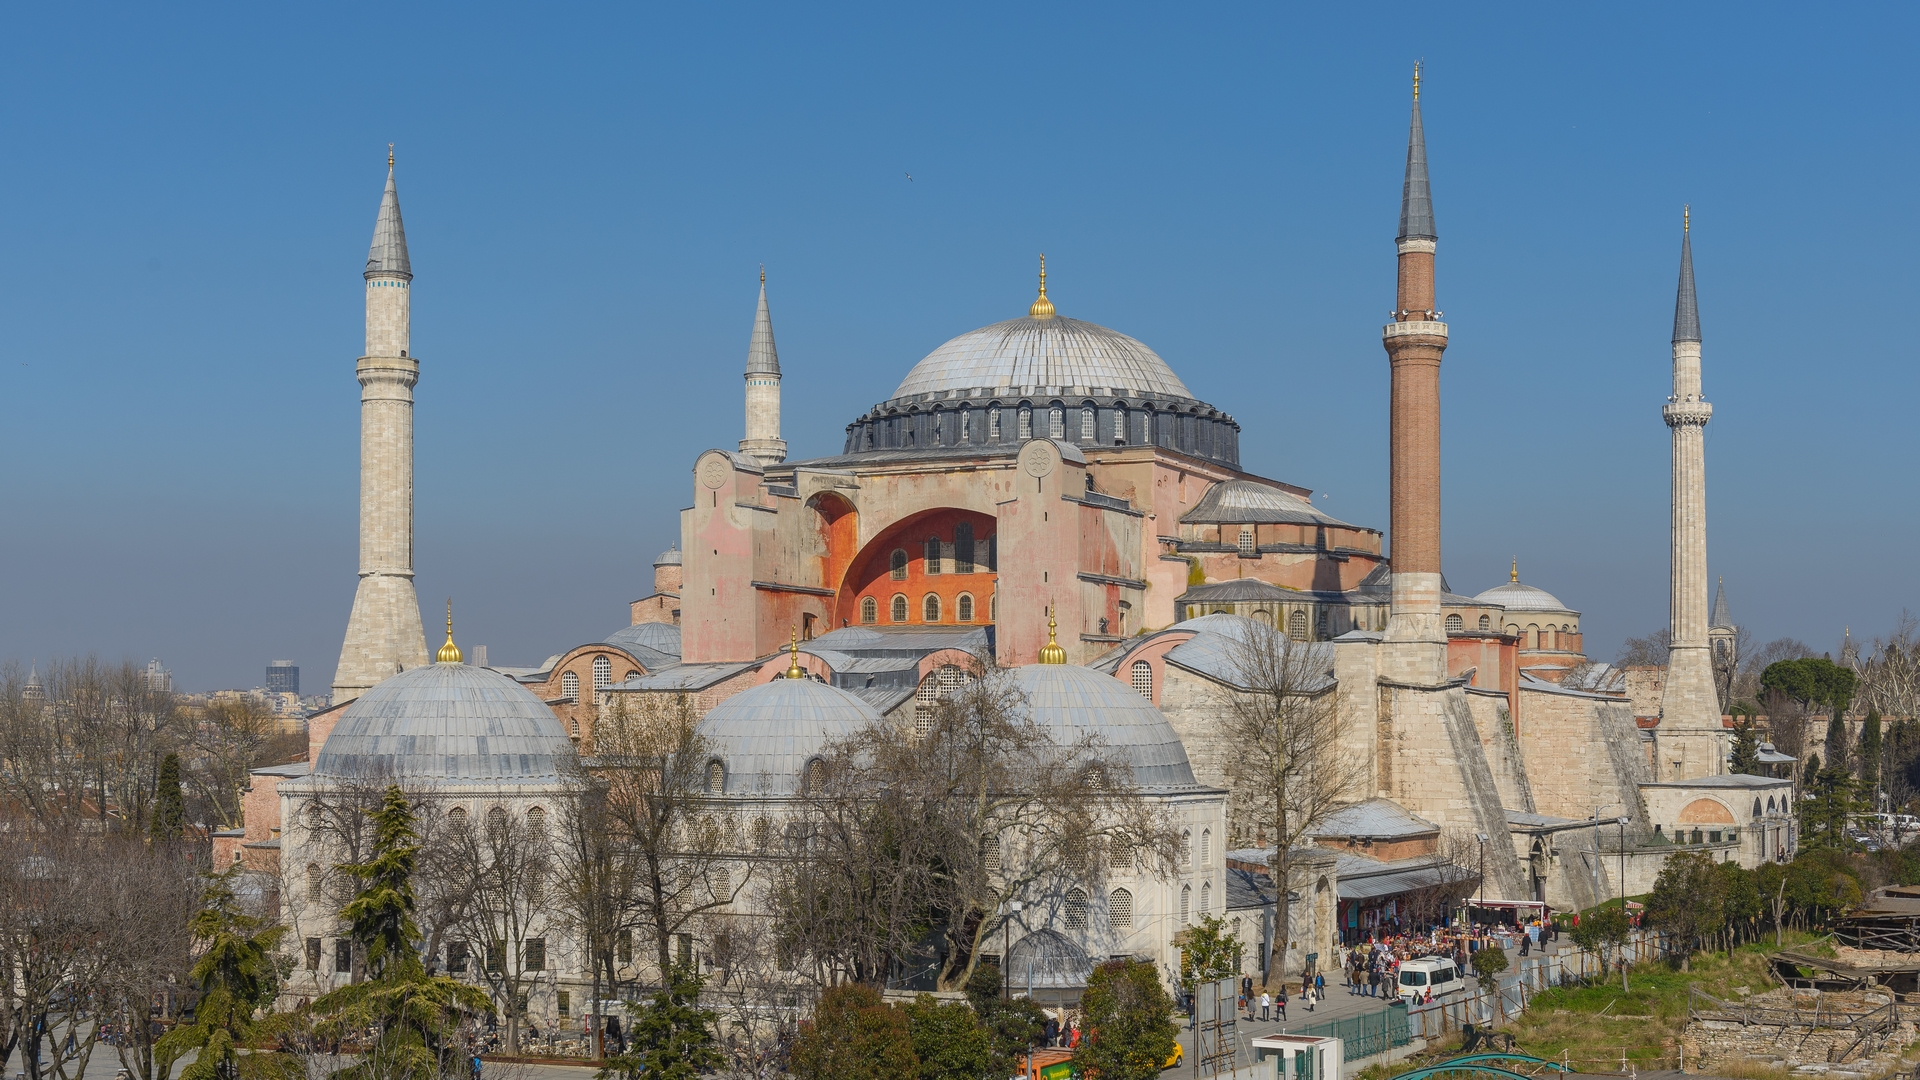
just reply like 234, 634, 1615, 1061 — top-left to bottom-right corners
313, 662, 576, 785
892, 315, 1192, 400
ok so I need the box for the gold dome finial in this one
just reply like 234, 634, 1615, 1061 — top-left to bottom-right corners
784, 629, 806, 679
1038, 605, 1067, 664
1412, 61, 1421, 102
436, 599, 463, 663
388, 143, 395, 169
1029, 253, 1055, 318
1510, 558, 1519, 583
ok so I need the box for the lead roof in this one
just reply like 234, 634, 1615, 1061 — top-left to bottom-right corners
366, 167, 412, 279
1398, 97, 1437, 242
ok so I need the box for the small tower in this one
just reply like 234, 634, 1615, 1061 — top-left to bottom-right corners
1658, 207, 1723, 777
23, 662, 44, 703
334, 149, 430, 703
1380, 63, 1451, 683
739, 268, 787, 465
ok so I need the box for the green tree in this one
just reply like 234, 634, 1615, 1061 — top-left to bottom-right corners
1730, 717, 1762, 776
309, 786, 493, 1080
151, 752, 186, 842
1176, 914, 1240, 999
789, 984, 919, 1080
1569, 906, 1634, 991
1645, 852, 1722, 970
1827, 715, 1851, 774
901, 994, 992, 1080
1859, 710, 1884, 790
1075, 958, 1178, 1080
155, 868, 289, 1080
599, 967, 724, 1080
964, 963, 1045, 1079
1470, 945, 1508, 993
1715, 860, 1763, 952
1801, 766, 1857, 850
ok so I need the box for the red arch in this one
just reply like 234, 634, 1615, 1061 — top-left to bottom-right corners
833, 508, 998, 629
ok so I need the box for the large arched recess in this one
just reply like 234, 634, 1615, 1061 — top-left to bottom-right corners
832, 508, 998, 629
808, 492, 859, 602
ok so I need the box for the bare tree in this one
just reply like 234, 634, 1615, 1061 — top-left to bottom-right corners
551, 769, 642, 1058
1614, 629, 1672, 668
186, 695, 277, 830
1220, 620, 1357, 984
1398, 829, 1482, 930
439, 806, 554, 1055
1861, 613, 1920, 721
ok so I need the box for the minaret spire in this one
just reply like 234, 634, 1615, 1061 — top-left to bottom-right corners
1659, 208, 1720, 774
739, 268, 788, 465
1380, 65, 1450, 683
334, 152, 430, 702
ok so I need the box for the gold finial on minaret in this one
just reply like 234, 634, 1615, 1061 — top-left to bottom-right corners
388, 143, 395, 169
760, 264, 766, 285
1038, 605, 1067, 664
784, 629, 806, 679
1412, 61, 1421, 101
1510, 558, 1519, 583
436, 599, 463, 663
1684, 205, 1690, 234
1029, 254, 1055, 318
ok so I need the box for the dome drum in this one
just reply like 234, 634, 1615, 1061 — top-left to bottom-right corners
842, 392, 1239, 467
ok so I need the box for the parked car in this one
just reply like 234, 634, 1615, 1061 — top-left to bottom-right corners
1396, 957, 1467, 1001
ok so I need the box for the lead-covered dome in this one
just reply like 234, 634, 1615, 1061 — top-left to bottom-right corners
1007, 663, 1198, 791
696, 677, 882, 795
1472, 580, 1577, 615
893, 316, 1192, 400
313, 662, 576, 784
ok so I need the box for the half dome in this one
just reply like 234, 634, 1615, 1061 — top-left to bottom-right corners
1006, 663, 1198, 791
696, 678, 882, 795
893, 315, 1191, 400
313, 662, 576, 785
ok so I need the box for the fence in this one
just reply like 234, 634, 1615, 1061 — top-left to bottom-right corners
1291, 1003, 1411, 1062
1401, 930, 1676, 1043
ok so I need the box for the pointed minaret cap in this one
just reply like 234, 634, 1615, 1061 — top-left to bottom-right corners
366, 148, 413, 280
1711, 576, 1733, 630
1397, 64, 1437, 243
436, 599, 463, 664
745, 268, 780, 376
1673, 207, 1700, 344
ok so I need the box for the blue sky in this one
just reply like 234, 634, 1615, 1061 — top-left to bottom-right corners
1, 4, 1913, 692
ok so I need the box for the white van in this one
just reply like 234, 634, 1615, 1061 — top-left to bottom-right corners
1396, 957, 1466, 1001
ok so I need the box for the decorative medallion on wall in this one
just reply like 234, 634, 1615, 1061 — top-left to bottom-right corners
699, 455, 731, 490
1019, 440, 1057, 479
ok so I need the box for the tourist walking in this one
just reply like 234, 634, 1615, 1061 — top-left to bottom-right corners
1259, 991, 1271, 1021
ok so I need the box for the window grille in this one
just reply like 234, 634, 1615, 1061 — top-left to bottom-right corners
890, 549, 908, 580
616, 929, 633, 964
708, 761, 725, 793
448, 941, 470, 972
592, 656, 612, 693
861, 596, 878, 623
527, 806, 546, 834
1131, 661, 1153, 699
306, 937, 322, 970
525, 939, 546, 971
1479, 614, 1491, 630
712, 866, 731, 901
1288, 611, 1308, 641
1018, 407, 1032, 439
960, 408, 971, 441
983, 834, 1001, 873
954, 523, 975, 573
1238, 530, 1255, 555
1065, 888, 1088, 929
1446, 614, 1464, 632
891, 594, 908, 622
307, 863, 322, 902
990, 408, 1002, 440
1081, 407, 1094, 441
1110, 889, 1134, 930
921, 594, 939, 622
1114, 409, 1127, 443
562, 671, 579, 699
1049, 407, 1064, 439
805, 758, 825, 792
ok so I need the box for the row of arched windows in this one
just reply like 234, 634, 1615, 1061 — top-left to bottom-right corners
557, 656, 641, 702
844, 397, 1242, 467
1059, 887, 1136, 931
860, 591, 983, 624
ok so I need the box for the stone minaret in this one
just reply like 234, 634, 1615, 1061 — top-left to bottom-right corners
738, 268, 787, 465
1381, 65, 1450, 684
332, 152, 429, 703
1658, 209, 1722, 776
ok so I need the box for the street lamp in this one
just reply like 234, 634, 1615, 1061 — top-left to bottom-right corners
1001, 900, 1022, 1001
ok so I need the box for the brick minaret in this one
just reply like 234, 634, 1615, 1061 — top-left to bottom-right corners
333, 150, 429, 703
1381, 66, 1449, 683
739, 268, 787, 465
1657, 209, 1724, 778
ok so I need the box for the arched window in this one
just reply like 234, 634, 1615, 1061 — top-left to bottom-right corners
592, 656, 612, 693
923, 594, 942, 622
1526, 625, 1539, 649
306, 863, 322, 902
1288, 610, 1308, 641
1049, 405, 1064, 439
1478, 614, 1491, 630
562, 671, 580, 700
1200, 882, 1212, 915
447, 806, 468, 823
890, 549, 909, 581
527, 807, 546, 834
625, 670, 640, 682
861, 596, 878, 624
1118, 601, 1131, 636
1253, 608, 1273, 627
1767, 797, 1777, 812
752, 817, 772, 853
1200, 829, 1210, 866
1131, 661, 1153, 699
924, 537, 943, 574
957, 593, 974, 622
1110, 888, 1134, 931
1018, 405, 1032, 439
959, 407, 971, 442
989, 407, 1002, 441
1446, 614, 1464, 632
1752, 798, 1762, 821
1181, 829, 1192, 868
955, 523, 975, 573
1180, 884, 1192, 926
711, 865, 732, 902
1080, 406, 1095, 441
487, 806, 509, 837
1238, 529, 1255, 556
1114, 408, 1127, 444
708, 761, 726, 794
805, 758, 826, 792
1065, 888, 1089, 929
891, 594, 909, 622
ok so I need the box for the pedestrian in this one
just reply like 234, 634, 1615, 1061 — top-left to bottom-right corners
1276, 987, 1288, 1022
1043, 1016, 1060, 1047
1519, 933, 1530, 958
470, 1053, 482, 1080
1260, 991, 1271, 1021
1314, 971, 1325, 1009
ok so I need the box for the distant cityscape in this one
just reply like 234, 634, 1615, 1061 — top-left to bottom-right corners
144, 656, 332, 734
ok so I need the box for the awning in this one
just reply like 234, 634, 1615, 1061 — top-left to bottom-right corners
1338, 863, 1475, 901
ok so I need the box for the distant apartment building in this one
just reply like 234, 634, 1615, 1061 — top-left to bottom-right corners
266, 660, 299, 695
144, 658, 172, 693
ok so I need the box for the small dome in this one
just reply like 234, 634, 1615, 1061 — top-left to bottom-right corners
892, 315, 1192, 400
1006, 664, 1197, 790
314, 663, 575, 784
653, 545, 682, 567
1472, 580, 1577, 615
1182, 479, 1351, 528
697, 678, 882, 795
1007, 928, 1094, 989
604, 623, 682, 658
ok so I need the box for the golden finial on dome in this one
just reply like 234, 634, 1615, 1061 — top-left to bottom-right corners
784, 629, 806, 679
1038, 605, 1067, 665
1510, 558, 1519, 583
436, 599, 463, 663
1029, 253, 1056, 319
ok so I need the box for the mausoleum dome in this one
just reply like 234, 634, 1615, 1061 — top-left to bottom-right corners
1006, 663, 1198, 791
313, 662, 576, 785
696, 677, 882, 795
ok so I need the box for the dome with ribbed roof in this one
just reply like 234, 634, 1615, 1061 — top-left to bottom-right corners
893, 315, 1191, 400
1006, 663, 1198, 791
696, 678, 882, 795
1472, 579, 1577, 615
604, 623, 682, 658
313, 662, 575, 784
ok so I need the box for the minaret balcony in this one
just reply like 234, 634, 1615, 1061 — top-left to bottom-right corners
1381, 320, 1448, 343
1662, 401, 1713, 427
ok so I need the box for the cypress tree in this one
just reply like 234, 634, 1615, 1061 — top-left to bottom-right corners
1859, 710, 1884, 790
151, 752, 185, 841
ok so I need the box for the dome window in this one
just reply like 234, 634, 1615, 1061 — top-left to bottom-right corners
1446, 614, 1464, 632
891, 594, 908, 622
1080, 406, 1095, 442
861, 596, 878, 624
804, 758, 826, 793
1131, 661, 1153, 700
1238, 529, 1255, 556
1109, 888, 1133, 931
1049, 406, 1064, 439
1113, 408, 1127, 445
1065, 888, 1089, 930
708, 761, 725, 794
890, 549, 908, 581
959, 407, 971, 442
1288, 611, 1309, 642
1018, 406, 1032, 439
1478, 615, 1491, 630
